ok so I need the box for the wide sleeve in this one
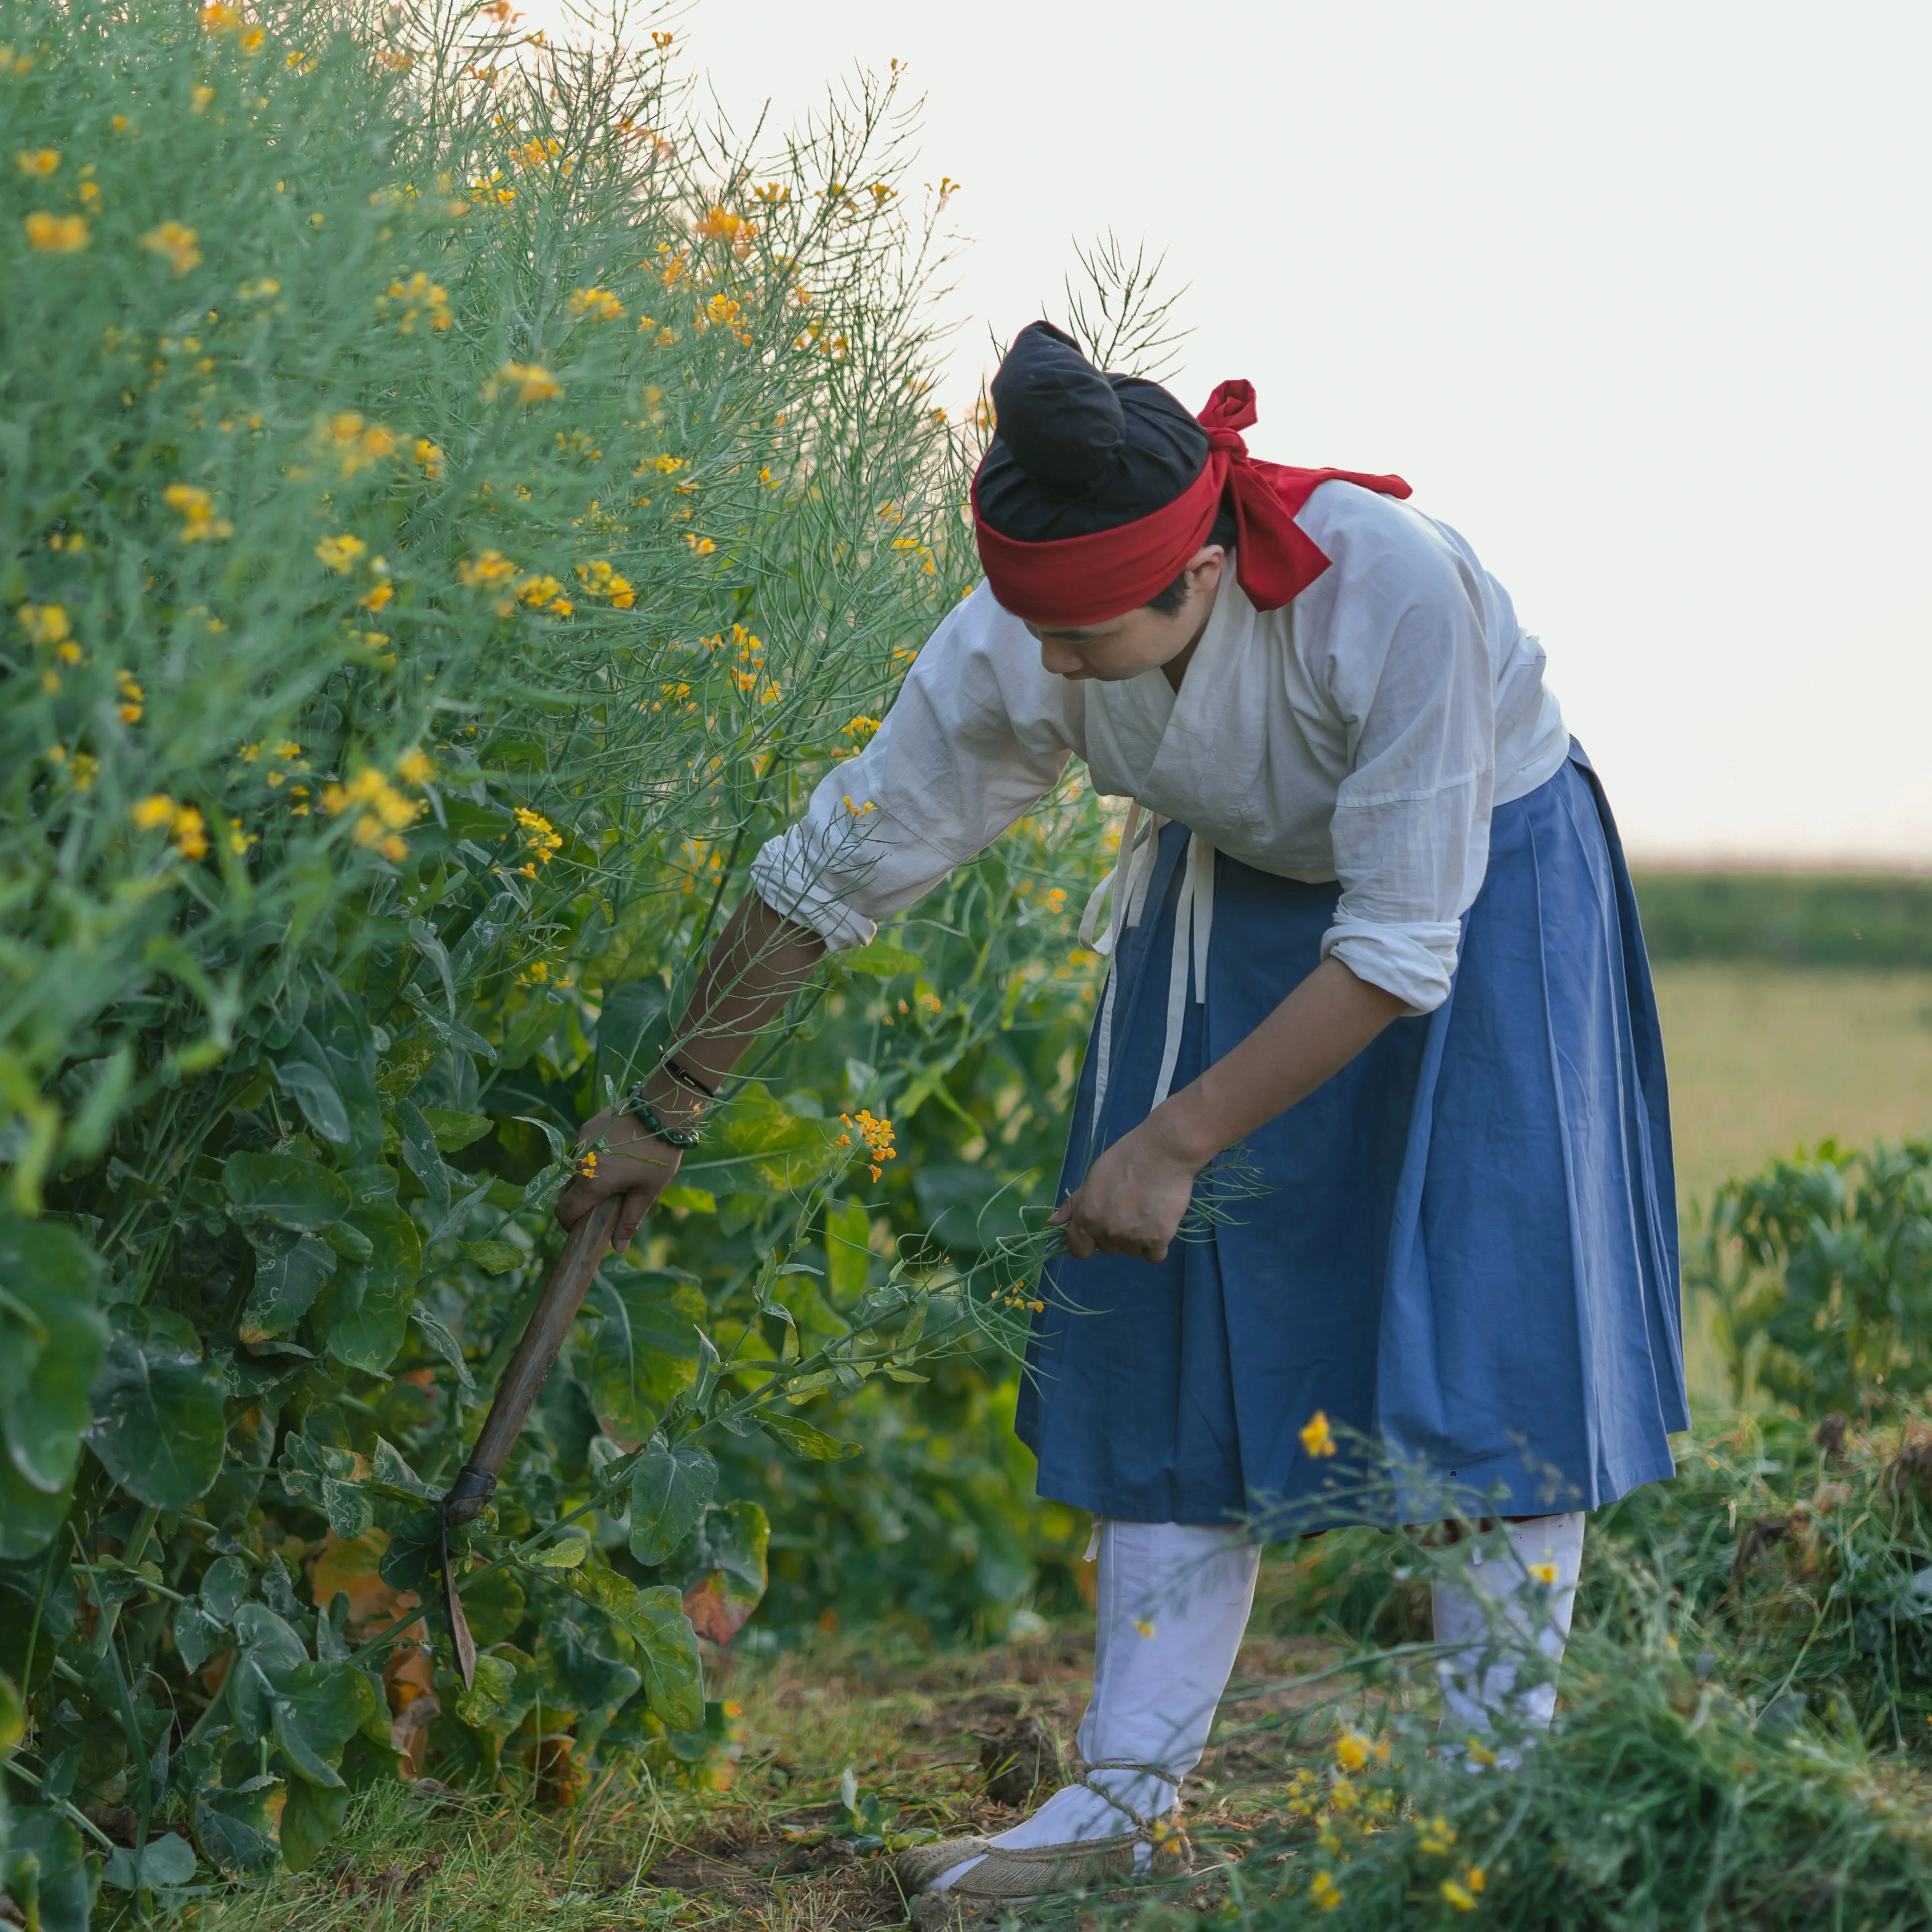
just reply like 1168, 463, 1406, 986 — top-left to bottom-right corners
749, 585, 1079, 951
1310, 501, 1497, 1014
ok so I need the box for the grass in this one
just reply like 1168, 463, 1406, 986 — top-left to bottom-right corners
1652, 964, 1932, 1215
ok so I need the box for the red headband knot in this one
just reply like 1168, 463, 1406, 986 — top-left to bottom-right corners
972, 378, 1410, 627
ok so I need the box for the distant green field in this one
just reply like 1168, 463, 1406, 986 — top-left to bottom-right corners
1632, 869, 1932, 970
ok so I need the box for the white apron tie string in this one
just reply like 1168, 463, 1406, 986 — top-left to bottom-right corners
1086, 807, 1163, 1132
1151, 833, 1214, 1107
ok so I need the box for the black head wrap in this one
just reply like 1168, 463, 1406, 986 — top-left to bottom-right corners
975, 321, 1209, 542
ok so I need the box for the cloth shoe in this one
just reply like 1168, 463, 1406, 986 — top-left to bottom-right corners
919, 1519, 1260, 1896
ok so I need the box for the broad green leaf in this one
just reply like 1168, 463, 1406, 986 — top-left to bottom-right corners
594, 977, 669, 1100
836, 940, 926, 976
529, 1529, 590, 1569
173, 1601, 222, 1675
7, 1806, 96, 1932
271, 1057, 350, 1145
279, 1774, 352, 1872
200, 1553, 250, 1623
458, 1566, 525, 1647
0, 1214, 107, 1496
229, 1603, 309, 1742
630, 1584, 704, 1731
194, 1781, 280, 1876
537, 1588, 640, 1713
306, 1004, 386, 1160
717, 1089, 842, 1191
395, 1100, 452, 1222
461, 1238, 525, 1275
101, 1830, 197, 1891
581, 1271, 706, 1444
657, 1184, 716, 1213
763, 1414, 863, 1462
823, 1199, 872, 1303
421, 1106, 493, 1151
411, 1300, 475, 1388
271, 1658, 382, 1789
680, 1501, 769, 1646
238, 1230, 336, 1341
325, 1198, 422, 1372
222, 1151, 350, 1232
0, 1667, 23, 1750
454, 1649, 520, 1729
377, 1507, 459, 1593
86, 1314, 228, 1507
319, 1477, 373, 1541
627, 1437, 717, 1565
371, 1437, 437, 1500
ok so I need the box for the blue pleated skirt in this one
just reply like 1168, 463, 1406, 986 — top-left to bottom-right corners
1016, 746, 1688, 1531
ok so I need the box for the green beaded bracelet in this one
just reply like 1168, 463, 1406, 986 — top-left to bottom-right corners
623, 1085, 702, 1150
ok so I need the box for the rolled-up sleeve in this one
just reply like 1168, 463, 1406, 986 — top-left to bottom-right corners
750, 587, 1077, 951
1315, 520, 1497, 1013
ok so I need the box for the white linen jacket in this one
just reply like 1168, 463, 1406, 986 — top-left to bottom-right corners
750, 480, 1571, 1014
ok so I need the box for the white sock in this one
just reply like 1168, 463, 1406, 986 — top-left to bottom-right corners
1432, 1510, 1586, 1766
931, 1519, 1260, 1892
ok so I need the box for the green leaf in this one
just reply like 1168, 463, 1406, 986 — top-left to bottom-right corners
627, 1437, 717, 1565
271, 1057, 350, 1145
320, 1477, 373, 1541
537, 1584, 641, 1713
0, 1213, 107, 1496
454, 1649, 520, 1730
411, 1300, 476, 1388
461, 1238, 525, 1275
421, 1107, 494, 1151
656, 1184, 716, 1213
836, 940, 926, 976
371, 1437, 438, 1500
458, 1566, 525, 1647
325, 1198, 422, 1372
229, 1603, 309, 1742
201, 1553, 251, 1623
195, 1780, 281, 1876
581, 1271, 706, 1444
629, 1583, 704, 1731
101, 1830, 197, 1891
271, 1658, 382, 1790
86, 1313, 228, 1507
528, 1529, 590, 1569
763, 1414, 863, 1462
238, 1230, 336, 1341
680, 1501, 769, 1646
222, 1151, 351, 1232
823, 1198, 872, 1303
279, 1774, 352, 1872
0, 1667, 23, 1751
7, 1806, 97, 1932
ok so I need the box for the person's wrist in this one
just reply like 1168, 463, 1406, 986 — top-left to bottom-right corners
1145, 1092, 1220, 1173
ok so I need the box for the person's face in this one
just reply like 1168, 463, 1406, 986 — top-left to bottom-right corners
1025, 548, 1226, 682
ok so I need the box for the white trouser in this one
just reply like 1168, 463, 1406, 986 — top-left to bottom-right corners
930, 1510, 1584, 1894
1431, 1511, 1586, 1764
931, 1520, 1261, 1892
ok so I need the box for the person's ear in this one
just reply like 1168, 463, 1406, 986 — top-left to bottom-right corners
1185, 545, 1226, 599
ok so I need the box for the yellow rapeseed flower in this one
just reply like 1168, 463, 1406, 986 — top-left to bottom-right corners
1528, 1561, 1558, 1586
25, 211, 88, 252
170, 805, 208, 860
199, 2, 246, 30
140, 221, 202, 275
1334, 1730, 1369, 1773
16, 603, 69, 646
842, 716, 880, 741
163, 482, 233, 542
1441, 1877, 1477, 1911
1309, 1871, 1341, 1910
116, 669, 144, 723
1299, 1410, 1337, 1459
487, 361, 560, 404
380, 269, 451, 333
315, 532, 368, 573
131, 793, 176, 831
412, 438, 445, 478
396, 748, 435, 786
322, 410, 397, 476
15, 148, 58, 175
1465, 1867, 1486, 1894
566, 286, 623, 321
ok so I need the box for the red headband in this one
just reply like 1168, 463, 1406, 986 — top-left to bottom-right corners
971, 379, 1411, 626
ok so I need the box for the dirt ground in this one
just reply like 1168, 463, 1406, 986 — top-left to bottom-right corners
634, 1625, 1343, 1928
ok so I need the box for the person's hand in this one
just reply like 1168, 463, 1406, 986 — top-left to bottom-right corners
555, 1102, 685, 1252
1049, 1114, 1205, 1264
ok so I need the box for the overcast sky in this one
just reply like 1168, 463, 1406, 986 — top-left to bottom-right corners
561, 1, 1932, 865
